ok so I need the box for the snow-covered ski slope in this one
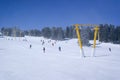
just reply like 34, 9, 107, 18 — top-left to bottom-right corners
0, 36, 120, 80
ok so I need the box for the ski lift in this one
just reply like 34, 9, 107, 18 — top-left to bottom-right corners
74, 24, 100, 57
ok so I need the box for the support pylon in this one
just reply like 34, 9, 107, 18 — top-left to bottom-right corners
91, 26, 99, 57
75, 24, 85, 57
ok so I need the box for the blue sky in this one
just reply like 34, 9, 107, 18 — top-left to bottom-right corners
0, 0, 120, 29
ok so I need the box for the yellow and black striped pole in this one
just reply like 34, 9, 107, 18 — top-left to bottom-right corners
75, 24, 84, 57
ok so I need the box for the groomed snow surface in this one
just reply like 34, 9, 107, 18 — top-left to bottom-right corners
0, 36, 120, 80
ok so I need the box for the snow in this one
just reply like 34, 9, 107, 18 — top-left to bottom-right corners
0, 36, 120, 80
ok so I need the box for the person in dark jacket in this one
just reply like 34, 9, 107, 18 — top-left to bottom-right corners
30, 44, 32, 48
109, 48, 111, 52
43, 47, 45, 53
58, 46, 61, 51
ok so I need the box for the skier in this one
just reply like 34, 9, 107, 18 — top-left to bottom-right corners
43, 47, 45, 53
109, 48, 111, 52
41, 40, 42, 42
30, 44, 32, 48
42, 41, 45, 45
52, 43, 54, 46
58, 46, 61, 51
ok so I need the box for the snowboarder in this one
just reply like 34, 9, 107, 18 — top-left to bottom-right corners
43, 47, 45, 53
30, 44, 32, 48
58, 46, 61, 51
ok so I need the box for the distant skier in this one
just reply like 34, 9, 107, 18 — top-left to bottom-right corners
41, 40, 42, 42
52, 43, 54, 46
30, 44, 32, 48
43, 47, 45, 53
109, 48, 111, 52
48, 40, 51, 43
42, 41, 45, 45
58, 46, 61, 51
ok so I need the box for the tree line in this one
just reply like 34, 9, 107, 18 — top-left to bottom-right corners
0, 26, 76, 40
99, 24, 120, 44
0, 24, 120, 44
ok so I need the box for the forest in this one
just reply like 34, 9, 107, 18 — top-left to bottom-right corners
1, 24, 120, 44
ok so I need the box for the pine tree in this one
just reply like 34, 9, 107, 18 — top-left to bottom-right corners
51, 27, 57, 40
42, 27, 51, 38
65, 27, 70, 38
57, 27, 64, 40
80, 27, 89, 46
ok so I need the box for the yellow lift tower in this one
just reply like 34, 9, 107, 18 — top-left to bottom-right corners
92, 26, 99, 57
75, 24, 85, 57
74, 24, 99, 57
